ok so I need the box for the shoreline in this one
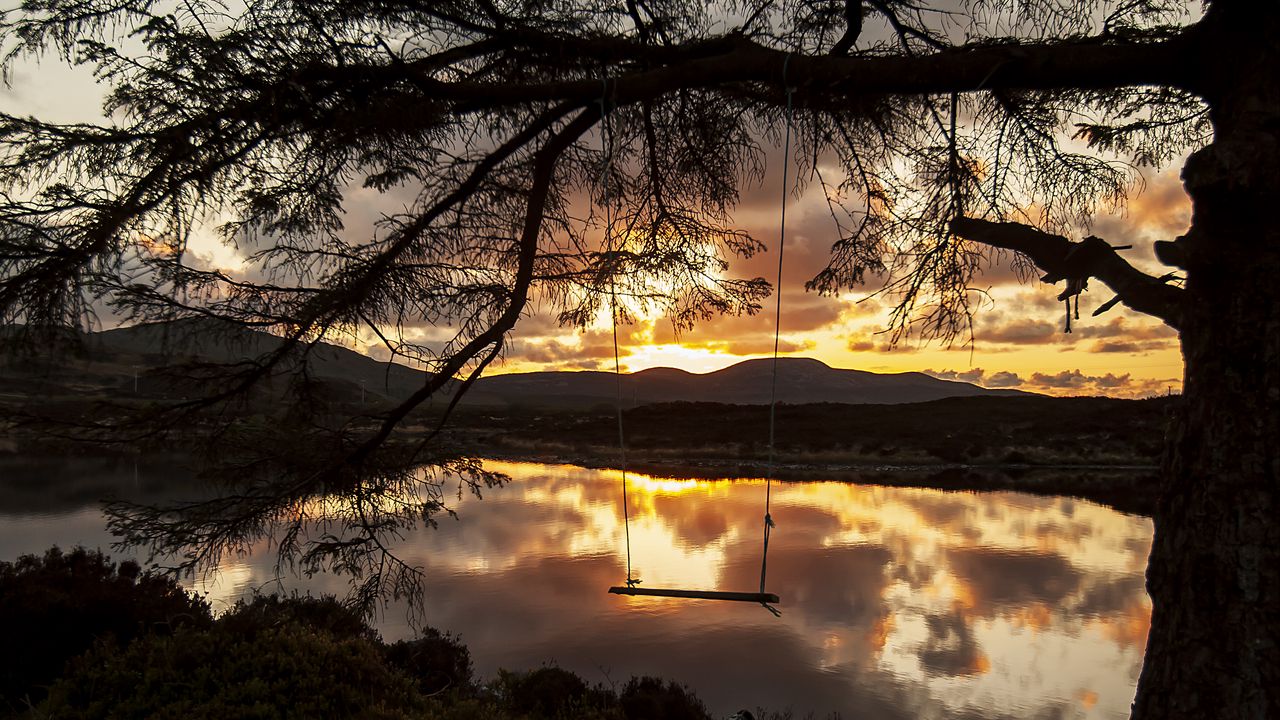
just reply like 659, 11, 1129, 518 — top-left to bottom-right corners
0, 439, 1161, 518
479, 449, 1159, 517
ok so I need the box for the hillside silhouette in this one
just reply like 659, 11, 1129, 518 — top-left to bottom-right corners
2, 319, 1029, 409
1, 320, 1170, 475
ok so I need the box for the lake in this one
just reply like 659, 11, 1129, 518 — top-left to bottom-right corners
0, 456, 1153, 719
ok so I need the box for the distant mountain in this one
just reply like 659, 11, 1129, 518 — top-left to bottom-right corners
0, 319, 428, 404
463, 357, 1029, 409
92, 319, 426, 400
2, 320, 1029, 408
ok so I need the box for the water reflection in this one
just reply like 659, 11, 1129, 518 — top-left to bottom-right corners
0, 457, 1152, 719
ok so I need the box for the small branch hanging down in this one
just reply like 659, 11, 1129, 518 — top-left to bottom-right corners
950, 216, 1184, 330
829, 0, 864, 56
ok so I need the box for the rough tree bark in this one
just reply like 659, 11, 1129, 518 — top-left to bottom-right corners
1130, 4, 1280, 717
942, 5, 1279, 715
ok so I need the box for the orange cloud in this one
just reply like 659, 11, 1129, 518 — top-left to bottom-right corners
1091, 170, 1191, 245
978, 318, 1058, 345
923, 366, 1177, 397
1030, 369, 1127, 389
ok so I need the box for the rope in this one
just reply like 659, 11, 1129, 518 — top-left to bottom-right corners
758, 55, 793, 616
601, 57, 794, 614
613, 285, 637, 586
600, 77, 639, 588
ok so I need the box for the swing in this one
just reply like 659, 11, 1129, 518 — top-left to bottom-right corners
600, 62, 796, 615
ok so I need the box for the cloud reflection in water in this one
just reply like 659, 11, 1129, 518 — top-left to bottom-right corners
0, 458, 1152, 719
381, 461, 1152, 719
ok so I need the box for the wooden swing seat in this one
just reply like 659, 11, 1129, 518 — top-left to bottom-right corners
608, 586, 780, 604
601, 80, 790, 616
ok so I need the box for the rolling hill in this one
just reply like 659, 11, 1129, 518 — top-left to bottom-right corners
2, 319, 1029, 409
462, 357, 1029, 408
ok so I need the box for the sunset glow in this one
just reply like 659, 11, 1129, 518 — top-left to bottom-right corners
0, 60, 1186, 399
465, 168, 1188, 399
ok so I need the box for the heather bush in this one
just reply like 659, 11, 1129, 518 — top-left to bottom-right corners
6, 547, 719, 720
385, 628, 475, 697
0, 547, 210, 712
37, 621, 424, 720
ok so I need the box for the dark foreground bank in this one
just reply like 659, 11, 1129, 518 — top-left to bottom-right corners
1, 547, 752, 720
447, 395, 1174, 470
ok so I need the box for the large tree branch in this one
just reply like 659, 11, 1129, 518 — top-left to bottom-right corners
950, 216, 1184, 330
282, 25, 1201, 120
420, 31, 1199, 112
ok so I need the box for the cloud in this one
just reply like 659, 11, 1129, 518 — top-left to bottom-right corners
1027, 370, 1135, 390
986, 371, 1024, 387
979, 318, 1059, 345
508, 328, 630, 367
1029, 369, 1093, 389
649, 292, 848, 345
925, 368, 987, 384
511, 308, 575, 339
1092, 373, 1133, 389
966, 300, 1179, 361
1089, 341, 1145, 353
635, 289, 840, 360
922, 367, 1175, 397
965, 247, 1040, 288
844, 324, 894, 353
676, 337, 814, 355
925, 367, 1026, 389
1024, 369, 1175, 396
1073, 317, 1177, 342
1090, 170, 1191, 247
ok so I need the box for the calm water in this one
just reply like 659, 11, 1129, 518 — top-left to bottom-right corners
0, 456, 1153, 719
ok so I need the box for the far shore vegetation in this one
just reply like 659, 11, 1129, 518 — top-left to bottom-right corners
2, 376, 1170, 517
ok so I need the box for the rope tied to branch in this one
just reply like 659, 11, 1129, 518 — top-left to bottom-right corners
599, 75, 639, 588
758, 54, 794, 618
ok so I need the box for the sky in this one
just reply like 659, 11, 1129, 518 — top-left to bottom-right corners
0, 31, 1187, 400
495, 161, 1186, 399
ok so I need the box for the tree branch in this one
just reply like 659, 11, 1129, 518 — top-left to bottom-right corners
348, 108, 601, 465
829, 0, 863, 56
950, 216, 1184, 329
415, 30, 1197, 113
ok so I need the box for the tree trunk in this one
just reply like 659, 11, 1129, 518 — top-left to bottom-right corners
1132, 5, 1280, 717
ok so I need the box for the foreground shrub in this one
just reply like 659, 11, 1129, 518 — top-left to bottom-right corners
619, 677, 711, 720
502, 667, 590, 718
484, 669, 711, 720
5, 546, 722, 720
217, 593, 378, 643
37, 622, 424, 720
385, 628, 475, 696
0, 547, 210, 713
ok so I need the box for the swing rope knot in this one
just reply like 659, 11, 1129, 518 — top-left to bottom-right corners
764, 513, 775, 529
